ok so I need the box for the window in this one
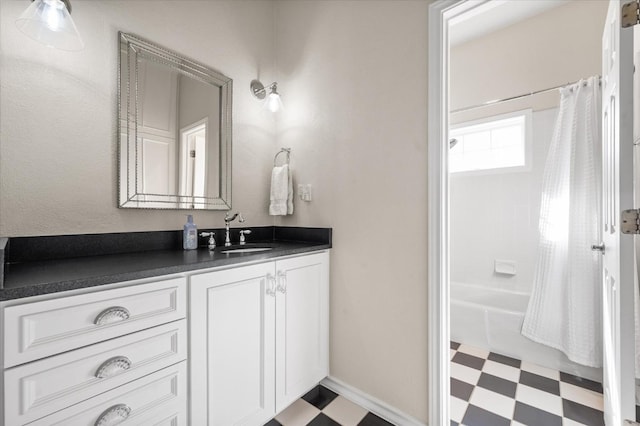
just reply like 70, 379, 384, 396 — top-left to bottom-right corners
449, 110, 531, 174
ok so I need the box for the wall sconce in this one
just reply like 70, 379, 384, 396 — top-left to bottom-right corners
16, 0, 84, 51
250, 79, 283, 113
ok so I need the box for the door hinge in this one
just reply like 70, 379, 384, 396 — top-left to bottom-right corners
622, 0, 640, 28
621, 209, 640, 234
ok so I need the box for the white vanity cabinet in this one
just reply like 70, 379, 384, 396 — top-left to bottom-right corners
0, 248, 329, 426
189, 251, 330, 426
1, 276, 189, 426
274, 252, 330, 412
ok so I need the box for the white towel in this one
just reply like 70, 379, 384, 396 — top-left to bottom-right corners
269, 164, 293, 215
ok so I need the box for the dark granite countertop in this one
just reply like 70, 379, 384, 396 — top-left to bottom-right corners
0, 227, 331, 301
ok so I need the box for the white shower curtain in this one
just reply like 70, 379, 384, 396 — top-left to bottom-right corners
521, 76, 602, 368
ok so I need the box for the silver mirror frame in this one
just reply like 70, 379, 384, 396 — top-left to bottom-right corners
117, 31, 232, 210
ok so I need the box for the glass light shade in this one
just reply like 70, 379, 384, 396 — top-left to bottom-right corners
16, 0, 84, 51
266, 91, 283, 113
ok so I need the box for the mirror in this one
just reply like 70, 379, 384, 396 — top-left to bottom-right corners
118, 32, 232, 210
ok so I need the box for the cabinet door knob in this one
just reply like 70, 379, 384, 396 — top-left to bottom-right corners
95, 356, 132, 378
276, 271, 287, 294
94, 307, 131, 325
94, 403, 131, 426
266, 273, 276, 297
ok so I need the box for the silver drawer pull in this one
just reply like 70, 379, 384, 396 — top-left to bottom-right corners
276, 271, 287, 294
94, 307, 130, 325
266, 273, 276, 297
94, 403, 131, 426
95, 356, 132, 378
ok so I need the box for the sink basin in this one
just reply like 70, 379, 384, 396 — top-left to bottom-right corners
220, 247, 273, 254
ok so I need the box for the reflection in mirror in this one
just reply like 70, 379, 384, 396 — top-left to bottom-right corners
118, 32, 232, 210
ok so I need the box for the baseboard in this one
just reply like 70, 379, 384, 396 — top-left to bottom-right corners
320, 376, 426, 426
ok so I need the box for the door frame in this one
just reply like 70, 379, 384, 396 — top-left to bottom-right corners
428, 2, 638, 425
427, 1, 490, 425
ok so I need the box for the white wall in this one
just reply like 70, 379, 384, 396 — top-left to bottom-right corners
450, 109, 554, 292
450, 0, 607, 292
0, 0, 278, 236
274, 1, 429, 421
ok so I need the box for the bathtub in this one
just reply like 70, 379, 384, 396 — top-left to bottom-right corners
450, 281, 602, 382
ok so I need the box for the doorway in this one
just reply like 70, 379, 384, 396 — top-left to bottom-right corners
427, 1, 637, 425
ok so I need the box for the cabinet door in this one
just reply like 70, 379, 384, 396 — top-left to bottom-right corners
190, 263, 276, 426
275, 251, 330, 411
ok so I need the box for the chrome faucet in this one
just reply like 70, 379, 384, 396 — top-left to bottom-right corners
224, 212, 244, 246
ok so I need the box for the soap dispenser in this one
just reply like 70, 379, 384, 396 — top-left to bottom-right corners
183, 215, 198, 250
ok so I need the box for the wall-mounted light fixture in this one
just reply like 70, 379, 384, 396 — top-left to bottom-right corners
16, 0, 84, 51
250, 79, 283, 113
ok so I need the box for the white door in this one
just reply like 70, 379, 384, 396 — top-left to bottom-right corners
600, 1, 635, 424
275, 252, 330, 412
141, 137, 172, 195
189, 263, 276, 426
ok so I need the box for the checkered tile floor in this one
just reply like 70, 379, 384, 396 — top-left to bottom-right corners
266, 385, 395, 426
450, 341, 605, 426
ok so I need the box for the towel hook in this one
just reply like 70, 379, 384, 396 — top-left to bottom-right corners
274, 148, 291, 167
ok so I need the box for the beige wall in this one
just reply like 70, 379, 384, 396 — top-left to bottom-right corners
0, 0, 278, 236
451, 0, 608, 123
275, 1, 430, 421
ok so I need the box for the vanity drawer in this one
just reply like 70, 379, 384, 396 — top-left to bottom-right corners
29, 361, 187, 426
3, 276, 187, 367
4, 320, 186, 425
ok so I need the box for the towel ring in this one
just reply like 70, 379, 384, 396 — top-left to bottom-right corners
274, 148, 291, 166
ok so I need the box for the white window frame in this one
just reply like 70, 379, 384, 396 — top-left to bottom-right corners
450, 109, 533, 176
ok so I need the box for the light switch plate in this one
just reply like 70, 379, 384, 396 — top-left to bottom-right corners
297, 184, 312, 202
